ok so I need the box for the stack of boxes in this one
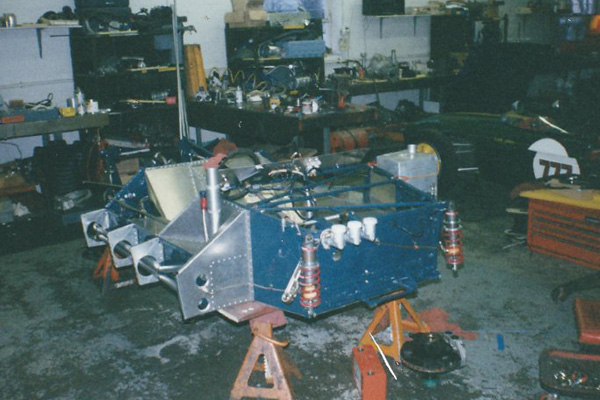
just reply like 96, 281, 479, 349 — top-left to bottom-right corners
225, 0, 268, 28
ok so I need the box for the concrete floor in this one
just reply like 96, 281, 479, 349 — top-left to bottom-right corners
1, 179, 599, 400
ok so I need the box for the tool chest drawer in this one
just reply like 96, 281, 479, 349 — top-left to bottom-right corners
527, 199, 600, 269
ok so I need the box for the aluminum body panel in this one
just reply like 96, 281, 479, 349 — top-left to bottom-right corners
81, 208, 121, 248
145, 161, 207, 221
175, 208, 253, 320
130, 238, 163, 286
106, 224, 139, 268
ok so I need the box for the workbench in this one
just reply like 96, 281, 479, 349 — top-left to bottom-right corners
346, 75, 453, 110
0, 113, 109, 140
345, 75, 453, 97
187, 101, 378, 153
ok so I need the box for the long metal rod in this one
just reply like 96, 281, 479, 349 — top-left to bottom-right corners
172, 0, 189, 140
369, 332, 398, 380
116, 199, 168, 223
206, 167, 222, 235
259, 202, 430, 213
90, 223, 181, 289
260, 180, 400, 208
138, 256, 178, 291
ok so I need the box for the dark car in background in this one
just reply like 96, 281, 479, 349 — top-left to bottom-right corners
403, 111, 600, 189
402, 43, 600, 190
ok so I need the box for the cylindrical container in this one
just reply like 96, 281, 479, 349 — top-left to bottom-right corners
75, 88, 85, 115
347, 220, 363, 245
235, 86, 243, 108
302, 100, 312, 114
362, 217, 377, 241
3, 14, 16, 28
86, 100, 99, 114
206, 167, 221, 235
331, 224, 347, 250
329, 128, 370, 153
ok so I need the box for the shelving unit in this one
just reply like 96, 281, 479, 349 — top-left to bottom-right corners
225, 20, 326, 84
0, 24, 80, 58
69, 29, 183, 144
515, 13, 595, 45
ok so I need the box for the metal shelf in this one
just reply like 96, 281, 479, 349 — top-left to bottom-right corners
0, 24, 81, 58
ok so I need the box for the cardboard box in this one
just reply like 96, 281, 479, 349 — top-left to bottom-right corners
248, 8, 267, 20
231, 0, 248, 11
225, 10, 246, 24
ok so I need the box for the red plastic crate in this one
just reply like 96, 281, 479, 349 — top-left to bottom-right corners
574, 298, 600, 346
527, 199, 600, 269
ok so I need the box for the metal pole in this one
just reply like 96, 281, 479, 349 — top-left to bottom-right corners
206, 167, 222, 235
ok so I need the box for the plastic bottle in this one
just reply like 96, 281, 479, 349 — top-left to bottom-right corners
75, 88, 85, 115
235, 86, 243, 108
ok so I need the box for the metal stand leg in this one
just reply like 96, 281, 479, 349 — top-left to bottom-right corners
229, 311, 301, 400
93, 246, 119, 295
359, 298, 429, 363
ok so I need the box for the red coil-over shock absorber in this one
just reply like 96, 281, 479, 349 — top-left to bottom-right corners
299, 234, 321, 312
442, 201, 464, 274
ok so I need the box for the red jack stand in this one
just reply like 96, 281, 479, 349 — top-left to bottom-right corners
359, 298, 429, 363
92, 246, 135, 293
93, 246, 119, 282
229, 310, 301, 400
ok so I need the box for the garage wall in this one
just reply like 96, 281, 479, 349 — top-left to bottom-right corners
324, 0, 431, 65
0, 0, 560, 160
0, 0, 78, 163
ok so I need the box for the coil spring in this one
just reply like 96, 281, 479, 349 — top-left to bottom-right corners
443, 209, 464, 268
299, 265, 321, 308
299, 241, 321, 308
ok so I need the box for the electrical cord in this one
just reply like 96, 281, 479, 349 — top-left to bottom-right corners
0, 142, 23, 159
25, 93, 54, 110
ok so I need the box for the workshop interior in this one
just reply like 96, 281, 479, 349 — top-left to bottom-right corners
1, 0, 600, 399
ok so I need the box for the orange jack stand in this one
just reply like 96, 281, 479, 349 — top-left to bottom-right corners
93, 246, 119, 283
229, 313, 301, 400
359, 298, 429, 363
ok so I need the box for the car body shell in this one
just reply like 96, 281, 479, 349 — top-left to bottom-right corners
405, 111, 599, 186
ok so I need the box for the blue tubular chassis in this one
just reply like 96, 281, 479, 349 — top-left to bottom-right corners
81, 152, 446, 321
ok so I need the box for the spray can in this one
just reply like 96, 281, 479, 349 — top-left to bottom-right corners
235, 86, 243, 108
75, 88, 85, 115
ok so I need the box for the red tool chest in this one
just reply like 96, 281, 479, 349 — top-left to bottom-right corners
527, 198, 600, 269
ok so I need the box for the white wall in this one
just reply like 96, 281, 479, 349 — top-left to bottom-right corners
0, 1, 77, 162
0, 0, 558, 158
0, 0, 74, 24
323, 0, 430, 108
325, 0, 430, 65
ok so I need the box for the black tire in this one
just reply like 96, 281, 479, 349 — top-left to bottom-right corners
403, 129, 458, 195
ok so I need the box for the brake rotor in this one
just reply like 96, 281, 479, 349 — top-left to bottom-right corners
401, 332, 466, 374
